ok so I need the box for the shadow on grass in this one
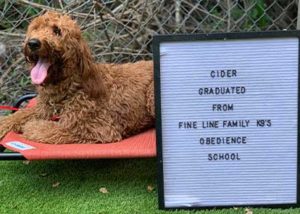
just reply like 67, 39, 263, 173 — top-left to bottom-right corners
2, 158, 157, 195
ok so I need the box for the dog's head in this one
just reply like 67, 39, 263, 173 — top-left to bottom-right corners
24, 11, 86, 85
24, 11, 105, 98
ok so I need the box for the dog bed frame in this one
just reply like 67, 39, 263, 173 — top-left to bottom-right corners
0, 94, 156, 160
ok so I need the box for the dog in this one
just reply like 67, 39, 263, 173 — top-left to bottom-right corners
0, 11, 155, 144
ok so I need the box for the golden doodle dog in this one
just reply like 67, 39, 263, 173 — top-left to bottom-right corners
0, 11, 155, 144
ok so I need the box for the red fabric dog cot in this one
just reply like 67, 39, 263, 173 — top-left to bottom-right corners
0, 129, 156, 160
0, 96, 156, 160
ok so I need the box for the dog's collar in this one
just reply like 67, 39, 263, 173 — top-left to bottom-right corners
48, 100, 62, 121
49, 100, 60, 115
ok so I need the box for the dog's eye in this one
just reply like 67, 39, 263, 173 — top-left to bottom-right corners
53, 25, 61, 36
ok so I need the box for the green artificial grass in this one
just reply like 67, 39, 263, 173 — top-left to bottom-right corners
0, 158, 299, 214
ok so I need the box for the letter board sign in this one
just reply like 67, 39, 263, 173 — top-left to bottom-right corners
153, 31, 300, 209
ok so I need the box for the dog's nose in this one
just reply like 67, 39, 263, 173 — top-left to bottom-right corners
27, 38, 41, 51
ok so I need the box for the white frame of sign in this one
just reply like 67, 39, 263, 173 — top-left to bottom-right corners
153, 31, 300, 210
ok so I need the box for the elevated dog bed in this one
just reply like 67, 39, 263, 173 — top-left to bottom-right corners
0, 95, 156, 160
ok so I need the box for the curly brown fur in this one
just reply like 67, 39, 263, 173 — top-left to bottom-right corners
0, 11, 155, 144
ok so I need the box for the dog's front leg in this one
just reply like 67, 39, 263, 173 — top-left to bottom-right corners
22, 120, 76, 144
0, 107, 38, 140
22, 109, 122, 144
22, 119, 121, 144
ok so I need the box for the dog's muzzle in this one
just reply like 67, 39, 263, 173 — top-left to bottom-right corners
27, 38, 41, 51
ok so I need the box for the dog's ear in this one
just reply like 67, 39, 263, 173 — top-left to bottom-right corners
63, 32, 106, 99
78, 40, 106, 99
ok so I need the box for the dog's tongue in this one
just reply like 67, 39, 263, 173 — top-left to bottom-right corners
30, 58, 51, 85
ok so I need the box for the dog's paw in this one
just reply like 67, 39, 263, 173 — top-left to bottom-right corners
0, 125, 12, 141
0, 120, 14, 140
